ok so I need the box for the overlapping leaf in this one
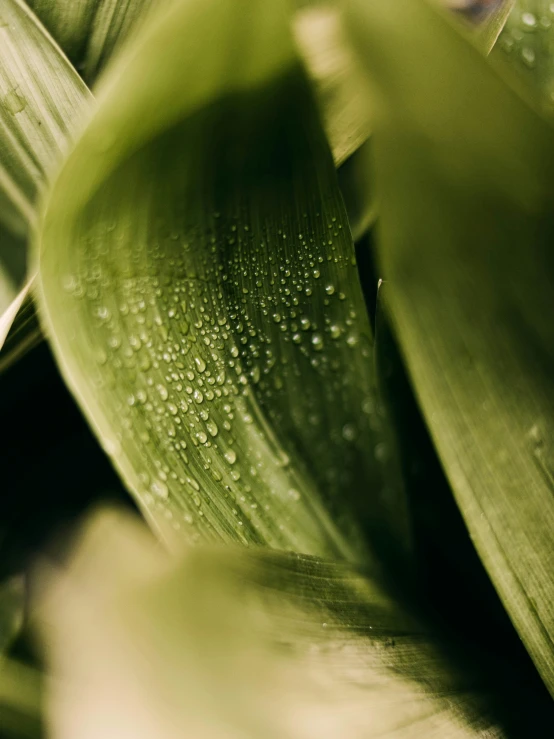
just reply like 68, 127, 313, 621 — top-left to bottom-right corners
348, 0, 554, 694
38, 508, 553, 739
294, 3, 371, 167
492, 0, 554, 113
36, 0, 411, 563
25, 0, 98, 68
27, 0, 157, 83
0, 0, 90, 237
0, 283, 30, 351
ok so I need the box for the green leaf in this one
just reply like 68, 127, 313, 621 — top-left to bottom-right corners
444, 0, 514, 52
293, 3, 375, 241
27, 0, 157, 84
0, 263, 17, 318
0, 656, 42, 739
0, 0, 91, 346
0, 283, 30, 351
492, 1, 554, 112
37, 508, 553, 739
294, 3, 371, 167
0, 577, 33, 737
83, 0, 156, 83
347, 0, 554, 694
0, 286, 41, 371
477, 0, 514, 52
0, 576, 23, 653
0, 0, 91, 236
25, 0, 98, 67
373, 281, 547, 666
36, 0, 411, 563
337, 140, 375, 242
29, 0, 373, 167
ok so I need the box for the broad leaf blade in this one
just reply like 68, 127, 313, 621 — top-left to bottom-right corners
36, 0, 411, 563
37, 508, 554, 739
373, 281, 549, 674
348, 0, 554, 694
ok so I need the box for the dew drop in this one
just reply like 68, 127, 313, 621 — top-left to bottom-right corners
94, 348, 108, 365
311, 333, 324, 351
342, 423, 356, 442
151, 480, 169, 499
157, 383, 169, 401
522, 12, 537, 29
225, 448, 237, 465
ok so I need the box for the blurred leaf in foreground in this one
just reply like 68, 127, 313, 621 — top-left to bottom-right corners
347, 0, 554, 695
0, 655, 42, 739
0, 576, 23, 653
36, 508, 552, 739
